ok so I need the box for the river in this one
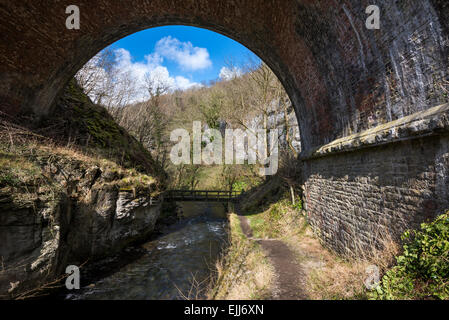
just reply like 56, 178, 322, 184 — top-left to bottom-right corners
64, 202, 229, 300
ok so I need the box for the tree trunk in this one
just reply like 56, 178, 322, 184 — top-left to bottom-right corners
290, 185, 295, 205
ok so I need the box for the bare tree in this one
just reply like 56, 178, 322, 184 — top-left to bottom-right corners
169, 164, 203, 190
75, 49, 116, 105
112, 72, 172, 169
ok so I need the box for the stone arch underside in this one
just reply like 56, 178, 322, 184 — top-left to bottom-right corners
1, 0, 449, 255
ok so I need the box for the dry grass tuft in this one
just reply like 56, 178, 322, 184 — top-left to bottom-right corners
279, 208, 400, 300
207, 214, 275, 300
303, 235, 400, 300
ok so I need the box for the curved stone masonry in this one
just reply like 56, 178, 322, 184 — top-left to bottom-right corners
1, 1, 449, 150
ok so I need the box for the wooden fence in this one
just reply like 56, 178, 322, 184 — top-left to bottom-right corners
164, 190, 242, 202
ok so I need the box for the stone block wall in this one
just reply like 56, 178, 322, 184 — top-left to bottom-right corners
302, 105, 449, 256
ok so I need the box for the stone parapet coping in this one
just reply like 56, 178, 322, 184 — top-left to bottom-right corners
300, 103, 449, 161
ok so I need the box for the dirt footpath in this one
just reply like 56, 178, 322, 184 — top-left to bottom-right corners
238, 215, 308, 300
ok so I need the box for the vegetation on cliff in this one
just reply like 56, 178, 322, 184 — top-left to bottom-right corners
36, 79, 165, 182
1, 78, 164, 212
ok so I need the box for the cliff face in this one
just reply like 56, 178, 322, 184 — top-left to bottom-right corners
0, 137, 162, 299
0, 81, 164, 299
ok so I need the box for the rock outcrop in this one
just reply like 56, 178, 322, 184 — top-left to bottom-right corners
0, 150, 161, 299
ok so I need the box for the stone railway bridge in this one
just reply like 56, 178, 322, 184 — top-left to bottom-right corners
1, 0, 449, 257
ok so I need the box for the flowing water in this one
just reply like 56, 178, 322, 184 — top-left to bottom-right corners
65, 202, 229, 300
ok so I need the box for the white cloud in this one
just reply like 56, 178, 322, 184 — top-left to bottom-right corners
174, 76, 202, 90
115, 48, 153, 82
155, 36, 212, 71
111, 48, 201, 103
219, 66, 242, 80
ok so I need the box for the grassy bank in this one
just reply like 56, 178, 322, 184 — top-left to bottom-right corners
244, 195, 389, 300
0, 82, 164, 201
210, 176, 404, 300
207, 213, 275, 300
2, 79, 164, 181
0, 78, 164, 200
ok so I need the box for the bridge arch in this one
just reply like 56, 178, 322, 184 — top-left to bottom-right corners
1, 0, 449, 254
1, 0, 447, 151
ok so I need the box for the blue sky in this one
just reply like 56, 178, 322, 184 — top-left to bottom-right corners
107, 25, 260, 90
